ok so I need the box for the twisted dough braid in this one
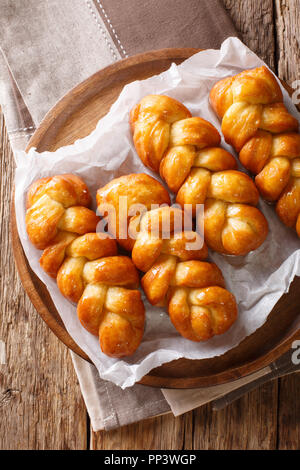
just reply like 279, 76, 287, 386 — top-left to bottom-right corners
26, 174, 99, 249
210, 66, 300, 237
97, 175, 238, 341
26, 175, 145, 358
58, 242, 145, 358
134, 207, 238, 341
96, 173, 171, 251
130, 95, 268, 255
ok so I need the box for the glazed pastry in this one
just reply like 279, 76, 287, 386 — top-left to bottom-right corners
96, 172, 171, 251
130, 95, 268, 255
26, 175, 145, 358
26, 174, 99, 250
134, 206, 238, 341
97, 174, 238, 341
57, 238, 145, 358
210, 66, 300, 237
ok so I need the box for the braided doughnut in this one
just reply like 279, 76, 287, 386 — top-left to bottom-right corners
210, 66, 300, 237
97, 175, 238, 341
26, 174, 99, 249
96, 173, 170, 251
26, 175, 145, 357
130, 95, 268, 255
58, 243, 145, 358
134, 207, 238, 341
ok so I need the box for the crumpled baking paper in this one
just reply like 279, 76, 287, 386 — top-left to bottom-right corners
14, 37, 300, 389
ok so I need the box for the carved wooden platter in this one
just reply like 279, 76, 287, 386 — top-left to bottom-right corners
11, 48, 300, 388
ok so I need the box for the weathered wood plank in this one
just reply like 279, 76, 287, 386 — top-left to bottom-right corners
223, 0, 276, 69
0, 111, 87, 450
91, 412, 193, 450
192, 382, 278, 449
278, 374, 300, 449
275, 0, 300, 84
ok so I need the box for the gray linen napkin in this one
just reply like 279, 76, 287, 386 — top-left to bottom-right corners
1, 0, 298, 431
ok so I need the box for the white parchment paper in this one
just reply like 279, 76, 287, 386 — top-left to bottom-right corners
14, 37, 300, 388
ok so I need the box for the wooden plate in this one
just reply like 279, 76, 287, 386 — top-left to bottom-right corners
11, 48, 300, 389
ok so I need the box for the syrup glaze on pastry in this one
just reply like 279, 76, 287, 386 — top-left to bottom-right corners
97, 174, 238, 341
210, 66, 300, 237
26, 174, 145, 358
130, 95, 268, 254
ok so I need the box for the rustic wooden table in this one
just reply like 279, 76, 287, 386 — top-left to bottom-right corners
0, 0, 299, 450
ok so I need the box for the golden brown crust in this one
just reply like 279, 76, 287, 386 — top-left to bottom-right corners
296, 213, 300, 238
39, 231, 77, 278
210, 67, 283, 119
96, 173, 170, 212
96, 173, 170, 250
142, 259, 225, 305
204, 201, 269, 256
97, 176, 238, 342
74, 255, 145, 358
136, 207, 238, 340
50, 236, 145, 358
168, 286, 238, 342
210, 66, 300, 236
26, 174, 92, 209
132, 207, 208, 272
130, 95, 268, 255
130, 95, 192, 171
26, 174, 99, 249
275, 177, 300, 229
26, 175, 145, 358
97, 175, 238, 341
78, 286, 144, 358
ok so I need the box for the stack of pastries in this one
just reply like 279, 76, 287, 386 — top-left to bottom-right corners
25, 65, 299, 358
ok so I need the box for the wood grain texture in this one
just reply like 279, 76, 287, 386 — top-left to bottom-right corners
223, 0, 276, 69
278, 374, 300, 449
192, 381, 278, 449
275, 0, 300, 84
0, 111, 87, 450
91, 412, 192, 450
